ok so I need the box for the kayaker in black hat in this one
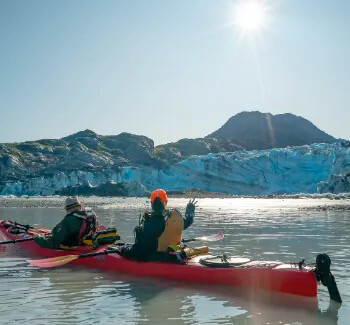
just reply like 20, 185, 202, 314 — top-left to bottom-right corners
120, 189, 197, 261
34, 196, 98, 249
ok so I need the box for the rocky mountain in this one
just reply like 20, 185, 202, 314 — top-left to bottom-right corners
1, 111, 348, 196
0, 129, 246, 185
153, 138, 243, 163
0, 130, 156, 184
207, 111, 336, 150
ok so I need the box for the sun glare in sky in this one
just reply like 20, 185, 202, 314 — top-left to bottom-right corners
232, 0, 271, 37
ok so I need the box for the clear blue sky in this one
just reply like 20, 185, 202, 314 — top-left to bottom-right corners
1, 0, 349, 145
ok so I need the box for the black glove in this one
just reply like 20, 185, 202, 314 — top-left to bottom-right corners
185, 198, 198, 218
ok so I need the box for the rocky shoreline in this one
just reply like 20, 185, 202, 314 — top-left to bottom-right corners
0, 193, 349, 210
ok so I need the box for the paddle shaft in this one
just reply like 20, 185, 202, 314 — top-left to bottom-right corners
13, 222, 33, 230
182, 238, 202, 243
27, 232, 222, 268
182, 233, 224, 243
78, 248, 119, 259
0, 237, 34, 245
3, 232, 218, 248
0, 220, 36, 245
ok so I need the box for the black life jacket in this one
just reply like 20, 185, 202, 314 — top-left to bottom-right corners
134, 209, 184, 252
72, 210, 97, 245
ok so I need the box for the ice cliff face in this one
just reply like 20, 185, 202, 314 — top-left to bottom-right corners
1, 143, 349, 196
177, 143, 350, 194
318, 173, 350, 194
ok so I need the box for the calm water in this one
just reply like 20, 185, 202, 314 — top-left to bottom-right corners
0, 198, 349, 325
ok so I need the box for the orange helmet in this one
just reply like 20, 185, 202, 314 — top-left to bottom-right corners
150, 189, 168, 205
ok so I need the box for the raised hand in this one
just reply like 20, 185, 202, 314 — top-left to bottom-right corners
185, 198, 198, 217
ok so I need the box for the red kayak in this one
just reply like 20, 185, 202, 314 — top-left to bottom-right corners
0, 220, 339, 301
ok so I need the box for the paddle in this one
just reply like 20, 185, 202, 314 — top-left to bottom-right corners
27, 248, 119, 268
182, 233, 224, 243
27, 232, 224, 269
0, 238, 34, 245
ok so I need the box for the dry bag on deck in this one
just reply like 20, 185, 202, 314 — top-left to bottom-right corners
183, 246, 209, 258
83, 228, 121, 248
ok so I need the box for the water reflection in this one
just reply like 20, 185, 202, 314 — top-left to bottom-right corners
0, 198, 349, 324
1, 261, 332, 325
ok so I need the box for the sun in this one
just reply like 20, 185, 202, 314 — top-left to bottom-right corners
232, 0, 270, 36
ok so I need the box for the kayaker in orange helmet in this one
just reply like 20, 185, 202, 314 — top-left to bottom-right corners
34, 196, 98, 249
120, 189, 197, 261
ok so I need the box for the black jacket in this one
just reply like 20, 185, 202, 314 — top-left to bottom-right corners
34, 210, 96, 249
122, 208, 194, 261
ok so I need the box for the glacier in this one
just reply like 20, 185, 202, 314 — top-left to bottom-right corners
1, 143, 349, 196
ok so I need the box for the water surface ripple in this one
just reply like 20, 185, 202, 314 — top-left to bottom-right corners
0, 198, 349, 324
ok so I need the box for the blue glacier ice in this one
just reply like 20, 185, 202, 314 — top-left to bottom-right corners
1, 143, 349, 196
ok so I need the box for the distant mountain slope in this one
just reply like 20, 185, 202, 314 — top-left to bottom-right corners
0, 111, 344, 196
0, 130, 156, 184
153, 138, 243, 163
207, 111, 336, 150
0, 129, 245, 185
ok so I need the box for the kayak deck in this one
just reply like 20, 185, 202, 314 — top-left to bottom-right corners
0, 221, 318, 298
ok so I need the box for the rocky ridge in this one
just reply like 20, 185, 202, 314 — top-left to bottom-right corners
1, 111, 349, 196
0, 130, 155, 184
207, 111, 336, 150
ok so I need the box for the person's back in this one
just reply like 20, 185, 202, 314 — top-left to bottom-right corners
34, 197, 97, 249
121, 189, 197, 261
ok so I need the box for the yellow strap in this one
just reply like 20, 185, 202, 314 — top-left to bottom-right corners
59, 244, 81, 250
183, 246, 209, 258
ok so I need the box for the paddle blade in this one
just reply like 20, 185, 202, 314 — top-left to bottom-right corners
27, 255, 79, 268
328, 274, 342, 303
195, 233, 224, 242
